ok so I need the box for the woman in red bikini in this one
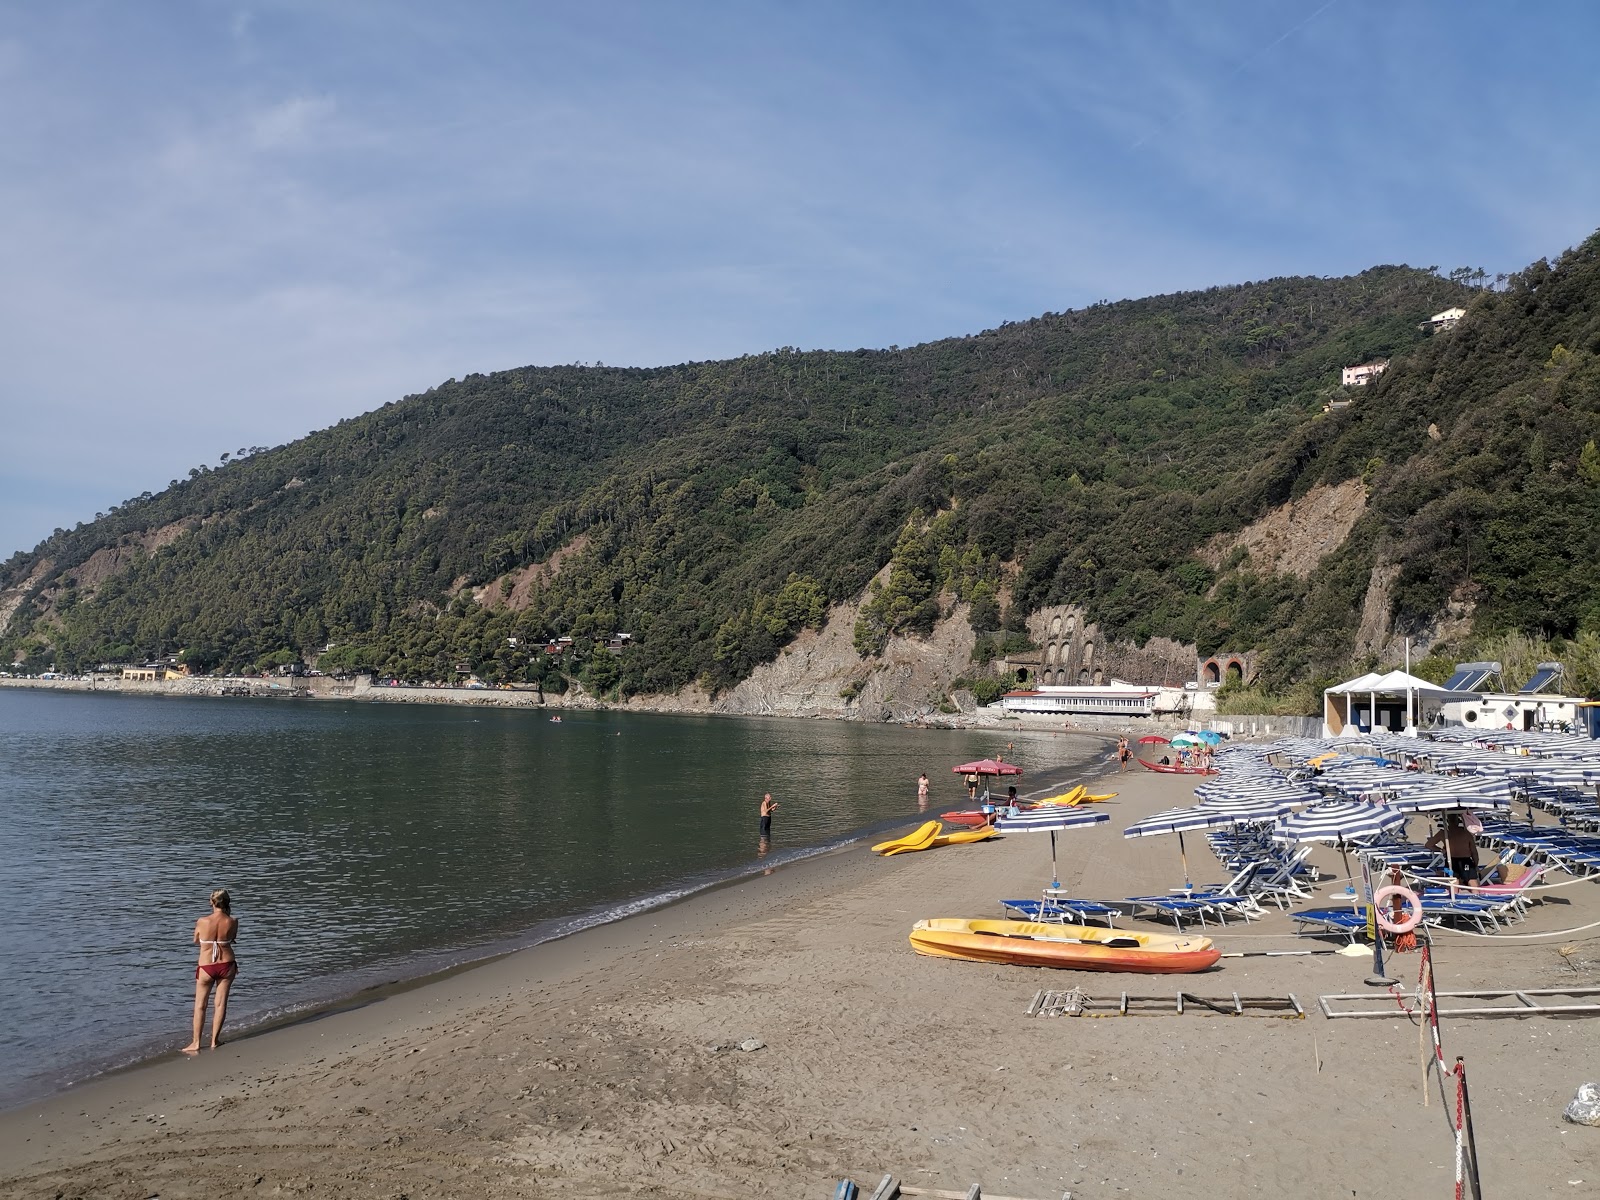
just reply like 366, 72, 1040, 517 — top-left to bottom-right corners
183, 888, 238, 1053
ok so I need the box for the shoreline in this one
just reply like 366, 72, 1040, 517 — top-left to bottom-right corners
9, 763, 1591, 1196
0, 731, 1116, 1118
0, 674, 1260, 738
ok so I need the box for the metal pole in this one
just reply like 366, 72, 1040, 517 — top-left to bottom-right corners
1050, 830, 1059, 889
1363, 856, 1396, 986
1456, 1056, 1484, 1200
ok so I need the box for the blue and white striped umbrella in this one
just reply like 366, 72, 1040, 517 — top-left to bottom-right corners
995, 810, 1110, 832
1122, 806, 1236, 889
1121, 806, 1231, 837
1273, 800, 1407, 844
1379, 789, 1511, 814
995, 808, 1109, 888
1195, 794, 1301, 817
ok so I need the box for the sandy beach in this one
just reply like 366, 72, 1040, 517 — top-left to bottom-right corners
3, 767, 1598, 1199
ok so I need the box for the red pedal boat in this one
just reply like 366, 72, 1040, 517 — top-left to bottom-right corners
1137, 757, 1218, 776
941, 810, 995, 827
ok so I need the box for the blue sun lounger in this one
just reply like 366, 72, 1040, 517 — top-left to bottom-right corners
1291, 906, 1369, 940
1001, 892, 1121, 928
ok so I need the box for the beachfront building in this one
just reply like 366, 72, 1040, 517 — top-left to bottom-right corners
1321, 669, 1480, 737
1437, 661, 1587, 733
1340, 360, 1390, 387
1001, 683, 1161, 717
1429, 306, 1467, 332
1325, 661, 1591, 737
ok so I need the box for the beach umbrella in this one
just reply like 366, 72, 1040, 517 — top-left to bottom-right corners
1378, 790, 1510, 814
1122, 805, 1235, 888
1195, 794, 1299, 817
1170, 733, 1203, 748
951, 758, 1024, 777
1273, 799, 1407, 911
1272, 799, 1409, 988
1273, 800, 1406, 845
994, 808, 1109, 888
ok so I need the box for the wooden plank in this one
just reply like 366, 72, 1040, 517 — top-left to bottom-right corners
965, 1187, 982, 1200
1025, 989, 1044, 1018
867, 1174, 899, 1200
896, 1188, 1044, 1200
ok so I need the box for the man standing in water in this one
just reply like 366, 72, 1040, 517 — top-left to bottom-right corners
759, 793, 778, 840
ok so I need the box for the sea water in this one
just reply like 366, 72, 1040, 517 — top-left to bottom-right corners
0, 688, 1102, 1107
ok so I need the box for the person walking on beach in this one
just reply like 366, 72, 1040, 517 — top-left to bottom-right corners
917, 772, 929, 810
759, 793, 778, 840
1117, 735, 1132, 772
183, 888, 238, 1053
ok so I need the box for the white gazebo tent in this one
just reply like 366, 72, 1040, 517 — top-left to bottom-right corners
1322, 669, 1480, 737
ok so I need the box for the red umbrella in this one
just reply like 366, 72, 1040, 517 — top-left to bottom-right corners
951, 758, 1023, 777
1137, 735, 1169, 745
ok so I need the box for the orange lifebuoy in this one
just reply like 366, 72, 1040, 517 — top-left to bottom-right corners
1373, 884, 1422, 934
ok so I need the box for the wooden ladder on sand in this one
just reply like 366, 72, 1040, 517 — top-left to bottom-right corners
833, 1176, 1070, 1200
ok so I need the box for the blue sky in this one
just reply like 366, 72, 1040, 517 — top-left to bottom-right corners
2, 1, 1598, 558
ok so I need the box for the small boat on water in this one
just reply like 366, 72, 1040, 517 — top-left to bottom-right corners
909, 918, 1220, 973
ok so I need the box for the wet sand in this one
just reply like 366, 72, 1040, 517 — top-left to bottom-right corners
2, 767, 1597, 1198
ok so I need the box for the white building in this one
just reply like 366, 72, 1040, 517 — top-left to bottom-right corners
1429, 307, 1466, 332
1437, 662, 1584, 733
1002, 683, 1160, 717
1341, 360, 1390, 387
1324, 660, 1590, 737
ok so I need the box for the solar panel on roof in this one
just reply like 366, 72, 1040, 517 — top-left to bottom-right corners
1518, 663, 1564, 694
1444, 664, 1497, 691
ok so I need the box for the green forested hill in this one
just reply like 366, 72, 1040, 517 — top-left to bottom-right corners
6, 235, 1599, 700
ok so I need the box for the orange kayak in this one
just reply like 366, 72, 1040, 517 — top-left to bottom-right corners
909, 918, 1220, 974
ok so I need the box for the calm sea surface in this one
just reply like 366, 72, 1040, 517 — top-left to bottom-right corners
0, 688, 1103, 1108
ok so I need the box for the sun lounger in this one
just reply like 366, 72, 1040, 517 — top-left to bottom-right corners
1122, 893, 1259, 931
1243, 846, 1319, 909
1001, 893, 1121, 927
1291, 906, 1369, 940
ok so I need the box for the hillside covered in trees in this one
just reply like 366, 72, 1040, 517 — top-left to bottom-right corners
5, 232, 1599, 706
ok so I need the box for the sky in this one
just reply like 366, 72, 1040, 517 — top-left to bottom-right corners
2, 1, 1598, 558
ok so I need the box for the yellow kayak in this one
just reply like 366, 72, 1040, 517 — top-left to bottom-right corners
872, 820, 942, 855
1035, 785, 1086, 807
910, 919, 1220, 973
1031, 786, 1116, 808
927, 825, 998, 850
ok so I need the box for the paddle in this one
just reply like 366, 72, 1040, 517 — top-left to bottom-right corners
976, 930, 1145, 949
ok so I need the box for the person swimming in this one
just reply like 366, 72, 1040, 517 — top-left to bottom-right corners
183, 888, 238, 1053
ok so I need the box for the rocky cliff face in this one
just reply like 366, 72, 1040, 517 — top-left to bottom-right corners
692, 592, 978, 722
